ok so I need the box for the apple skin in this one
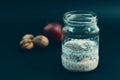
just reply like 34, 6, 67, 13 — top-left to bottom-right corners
43, 22, 62, 41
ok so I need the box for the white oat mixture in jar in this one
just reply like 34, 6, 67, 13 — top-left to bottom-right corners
62, 39, 99, 72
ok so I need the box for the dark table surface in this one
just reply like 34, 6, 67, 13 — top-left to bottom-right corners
0, 0, 120, 80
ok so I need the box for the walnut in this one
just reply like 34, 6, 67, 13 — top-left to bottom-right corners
33, 35, 49, 47
20, 39, 34, 50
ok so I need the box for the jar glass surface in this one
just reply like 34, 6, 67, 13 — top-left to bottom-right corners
62, 10, 99, 72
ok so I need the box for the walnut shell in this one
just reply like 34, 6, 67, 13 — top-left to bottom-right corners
33, 35, 49, 47
20, 39, 34, 50
22, 34, 34, 40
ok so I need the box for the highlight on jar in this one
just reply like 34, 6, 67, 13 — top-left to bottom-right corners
62, 10, 99, 72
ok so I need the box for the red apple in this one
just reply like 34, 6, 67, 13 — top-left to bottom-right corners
43, 22, 62, 41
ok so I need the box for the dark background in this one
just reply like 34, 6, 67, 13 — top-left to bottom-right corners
0, 0, 120, 80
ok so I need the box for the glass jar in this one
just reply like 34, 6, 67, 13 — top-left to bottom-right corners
62, 10, 99, 72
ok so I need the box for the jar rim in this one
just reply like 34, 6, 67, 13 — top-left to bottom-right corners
64, 10, 96, 16
63, 10, 97, 26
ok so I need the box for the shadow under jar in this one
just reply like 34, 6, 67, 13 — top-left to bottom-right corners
62, 10, 99, 72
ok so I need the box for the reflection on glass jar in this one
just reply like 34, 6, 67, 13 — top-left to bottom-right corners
62, 10, 99, 72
